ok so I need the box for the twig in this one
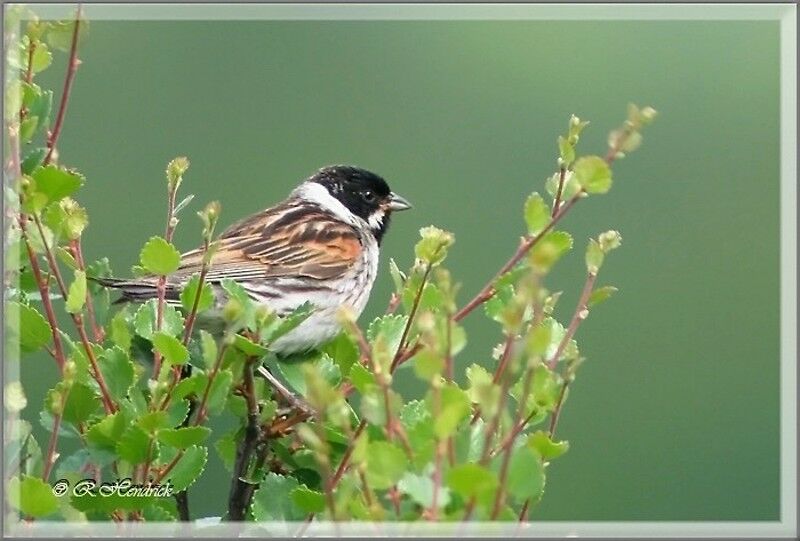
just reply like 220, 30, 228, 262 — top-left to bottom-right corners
454, 193, 581, 323
152, 182, 180, 379
389, 263, 431, 372
69, 239, 104, 342
226, 360, 261, 521
548, 381, 570, 438
192, 342, 229, 425
16, 218, 66, 372
551, 166, 567, 218
546, 271, 596, 370
43, 5, 82, 166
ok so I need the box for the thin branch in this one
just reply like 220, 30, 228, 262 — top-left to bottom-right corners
69, 239, 104, 342
548, 381, 570, 438
551, 166, 567, 218
152, 182, 180, 379
191, 342, 228, 425
226, 360, 261, 521
43, 5, 82, 166
454, 193, 581, 323
389, 263, 431, 372
546, 271, 596, 370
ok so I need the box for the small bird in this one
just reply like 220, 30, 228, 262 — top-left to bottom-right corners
100, 165, 412, 354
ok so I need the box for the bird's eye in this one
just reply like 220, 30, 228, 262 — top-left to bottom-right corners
362, 190, 377, 203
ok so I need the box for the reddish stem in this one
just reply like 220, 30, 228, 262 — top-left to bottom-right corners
70, 239, 104, 342
454, 193, 581, 323
43, 6, 82, 166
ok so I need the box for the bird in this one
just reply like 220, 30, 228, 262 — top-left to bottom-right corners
98, 165, 412, 355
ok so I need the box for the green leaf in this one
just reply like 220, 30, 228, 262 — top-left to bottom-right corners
138, 411, 169, 434
348, 363, 375, 394
86, 412, 128, 452
62, 382, 101, 425
29, 42, 53, 73
573, 155, 612, 194
414, 226, 454, 266
367, 314, 408, 357
588, 285, 618, 308
165, 445, 207, 492
65, 269, 86, 314
158, 426, 211, 449
365, 441, 407, 490
398, 471, 450, 509
412, 350, 445, 381
139, 236, 181, 275
21, 147, 46, 175
179, 274, 214, 313
98, 346, 135, 402
9, 301, 51, 353
109, 309, 132, 350
524, 193, 550, 235
506, 444, 545, 501
133, 299, 184, 339
557, 135, 575, 164
251, 473, 304, 521
19, 116, 39, 143
266, 302, 314, 344
232, 333, 269, 357
152, 332, 189, 366
206, 370, 233, 415
433, 384, 471, 439
116, 425, 151, 464
31, 165, 85, 204
321, 332, 359, 377
585, 239, 604, 274
276, 353, 340, 396
446, 463, 498, 506
166, 399, 190, 428
290, 486, 326, 513
530, 231, 573, 272
466, 363, 500, 419
7, 475, 58, 518
529, 430, 570, 460
199, 330, 217, 368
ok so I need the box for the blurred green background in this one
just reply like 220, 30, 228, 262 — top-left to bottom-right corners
23, 18, 780, 521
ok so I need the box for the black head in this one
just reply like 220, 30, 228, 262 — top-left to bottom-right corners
308, 165, 411, 242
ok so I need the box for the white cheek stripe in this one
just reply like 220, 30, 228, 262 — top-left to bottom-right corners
292, 182, 358, 226
368, 210, 385, 230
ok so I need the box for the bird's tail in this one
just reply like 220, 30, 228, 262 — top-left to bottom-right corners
92, 276, 180, 304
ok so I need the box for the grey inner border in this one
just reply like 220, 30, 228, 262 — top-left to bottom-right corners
2, 2, 797, 538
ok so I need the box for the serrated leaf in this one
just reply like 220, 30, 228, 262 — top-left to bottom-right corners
530, 231, 573, 272
31, 165, 84, 204
266, 302, 314, 344
199, 330, 217, 368
109, 309, 132, 350
179, 274, 213, 314
585, 239, 604, 274
588, 285, 618, 308
348, 363, 375, 394
414, 226, 454, 266
276, 353, 340, 396
446, 463, 498, 506
139, 236, 181, 275
7, 475, 58, 518
232, 334, 268, 357
528, 430, 569, 460
365, 441, 407, 490
21, 147, 46, 175
573, 155, 612, 194
398, 471, 450, 509
251, 473, 304, 521
506, 444, 545, 501
433, 384, 471, 439
321, 332, 359, 377
133, 299, 184, 339
9, 301, 51, 353
86, 412, 128, 452
98, 346, 135, 402
290, 486, 326, 513
116, 425, 150, 464
206, 370, 233, 415
524, 193, 549, 235
152, 332, 189, 366
158, 426, 211, 449
61, 382, 101, 425
367, 314, 408, 356
165, 445, 207, 492
412, 349, 444, 381
65, 269, 86, 314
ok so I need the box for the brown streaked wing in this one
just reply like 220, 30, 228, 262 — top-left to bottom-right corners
174, 202, 363, 283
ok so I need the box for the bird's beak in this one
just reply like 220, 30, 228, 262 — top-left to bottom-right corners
387, 192, 412, 212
